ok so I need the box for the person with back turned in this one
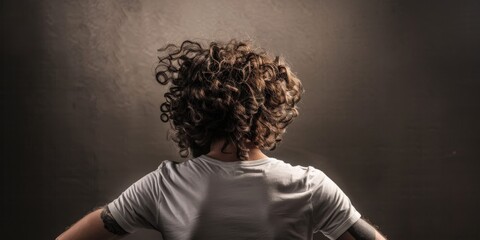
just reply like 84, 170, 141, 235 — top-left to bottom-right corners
56, 39, 387, 240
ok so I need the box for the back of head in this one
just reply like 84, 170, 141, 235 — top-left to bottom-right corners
156, 39, 303, 160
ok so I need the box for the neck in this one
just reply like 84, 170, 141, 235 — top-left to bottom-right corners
206, 138, 269, 162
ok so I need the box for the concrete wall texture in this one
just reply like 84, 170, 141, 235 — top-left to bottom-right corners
1, 0, 479, 239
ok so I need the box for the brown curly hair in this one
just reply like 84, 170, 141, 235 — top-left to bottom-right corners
156, 39, 303, 160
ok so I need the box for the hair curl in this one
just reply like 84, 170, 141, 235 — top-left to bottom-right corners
156, 39, 303, 160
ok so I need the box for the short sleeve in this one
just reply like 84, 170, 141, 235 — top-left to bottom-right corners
107, 164, 163, 233
308, 167, 361, 240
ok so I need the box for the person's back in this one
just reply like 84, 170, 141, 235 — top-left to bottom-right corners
108, 155, 361, 239
57, 39, 386, 240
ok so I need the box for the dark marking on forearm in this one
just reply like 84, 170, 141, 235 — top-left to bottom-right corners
100, 206, 128, 236
347, 218, 376, 240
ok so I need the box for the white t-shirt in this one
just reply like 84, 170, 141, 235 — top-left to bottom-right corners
108, 155, 361, 240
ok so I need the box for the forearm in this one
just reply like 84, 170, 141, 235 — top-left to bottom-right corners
56, 207, 124, 240
339, 230, 386, 240
337, 218, 387, 240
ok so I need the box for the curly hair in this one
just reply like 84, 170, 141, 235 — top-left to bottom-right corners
155, 39, 303, 160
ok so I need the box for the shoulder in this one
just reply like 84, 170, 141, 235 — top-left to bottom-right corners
154, 159, 193, 173
272, 158, 325, 176
153, 158, 215, 185
266, 159, 328, 189
155, 159, 177, 171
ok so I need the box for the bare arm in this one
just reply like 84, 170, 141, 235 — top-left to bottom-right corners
337, 218, 386, 240
56, 206, 128, 240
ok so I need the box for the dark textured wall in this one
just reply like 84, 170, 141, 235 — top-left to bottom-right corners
1, 1, 479, 239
